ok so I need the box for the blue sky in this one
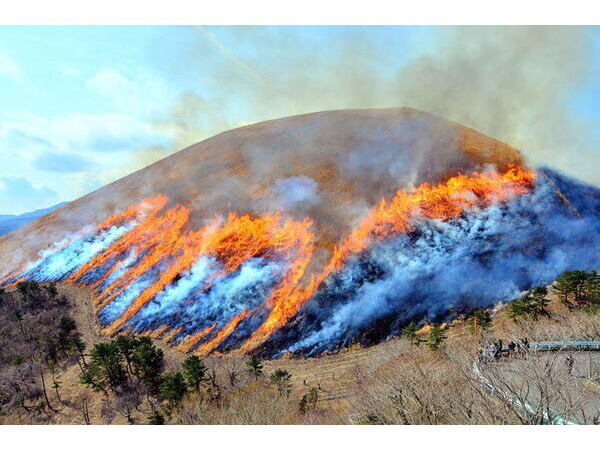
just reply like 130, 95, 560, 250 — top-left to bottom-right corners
0, 26, 599, 214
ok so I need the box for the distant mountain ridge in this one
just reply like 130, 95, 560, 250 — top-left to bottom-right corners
0, 202, 68, 236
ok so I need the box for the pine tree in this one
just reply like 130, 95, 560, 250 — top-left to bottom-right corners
530, 286, 550, 315
427, 325, 446, 351
160, 372, 187, 407
246, 354, 263, 379
586, 271, 600, 308
114, 335, 139, 377
469, 309, 492, 335
80, 363, 109, 396
555, 270, 600, 309
507, 287, 550, 322
182, 355, 208, 391
57, 316, 77, 355
402, 322, 420, 346
88, 341, 127, 390
73, 338, 87, 369
131, 337, 164, 392
554, 271, 588, 307
269, 369, 292, 396
147, 409, 165, 425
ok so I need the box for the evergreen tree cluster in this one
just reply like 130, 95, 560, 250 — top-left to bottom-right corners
469, 309, 492, 335
554, 270, 600, 310
507, 286, 551, 322
80, 335, 211, 422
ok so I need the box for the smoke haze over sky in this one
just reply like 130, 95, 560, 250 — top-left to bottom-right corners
0, 26, 599, 214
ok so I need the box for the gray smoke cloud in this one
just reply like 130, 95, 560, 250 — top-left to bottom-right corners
393, 27, 597, 184
136, 26, 599, 185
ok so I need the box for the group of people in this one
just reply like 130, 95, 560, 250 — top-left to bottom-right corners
479, 338, 530, 362
478, 339, 579, 377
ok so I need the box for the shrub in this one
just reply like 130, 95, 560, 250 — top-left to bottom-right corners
299, 387, 319, 414
402, 322, 420, 346
270, 369, 292, 396
9, 355, 23, 366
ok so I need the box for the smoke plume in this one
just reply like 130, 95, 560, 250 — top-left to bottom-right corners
140, 26, 598, 185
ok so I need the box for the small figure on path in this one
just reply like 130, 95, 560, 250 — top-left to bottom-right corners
565, 355, 575, 376
507, 341, 516, 356
492, 339, 503, 360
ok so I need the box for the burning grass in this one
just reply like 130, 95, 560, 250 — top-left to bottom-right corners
0, 165, 540, 357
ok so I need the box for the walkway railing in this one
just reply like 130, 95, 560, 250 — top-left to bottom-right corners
473, 340, 600, 425
529, 341, 600, 351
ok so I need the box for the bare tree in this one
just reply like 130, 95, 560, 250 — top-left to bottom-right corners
70, 392, 91, 425
475, 347, 599, 424
112, 385, 142, 424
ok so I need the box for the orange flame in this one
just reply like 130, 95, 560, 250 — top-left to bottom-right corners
174, 324, 217, 353
235, 165, 535, 353
72, 203, 316, 342
0, 195, 168, 287
330, 165, 535, 271
196, 215, 316, 354
4, 166, 536, 355
195, 311, 251, 356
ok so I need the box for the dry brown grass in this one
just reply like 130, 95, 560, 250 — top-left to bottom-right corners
349, 346, 521, 424
175, 382, 337, 425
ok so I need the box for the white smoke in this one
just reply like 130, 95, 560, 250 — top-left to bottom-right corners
9, 222, 135, 283
284, 170, 600, 356
269, 176, 320, 211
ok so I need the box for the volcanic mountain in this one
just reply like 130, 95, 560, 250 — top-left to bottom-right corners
1, 108, 598, 357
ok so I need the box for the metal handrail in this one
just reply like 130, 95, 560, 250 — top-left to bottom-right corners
473, 340, 600, 425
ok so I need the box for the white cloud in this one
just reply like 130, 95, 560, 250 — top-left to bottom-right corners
59, 113, 172, 152
0, 175, 58, 215
86, 68, 175, 118
33, 151, 93, 173
0, 110, 174, 213
0, 67, 179, 214
0, 111, 172, 155
59, 66, 82, 78
0, 47, 22, 82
